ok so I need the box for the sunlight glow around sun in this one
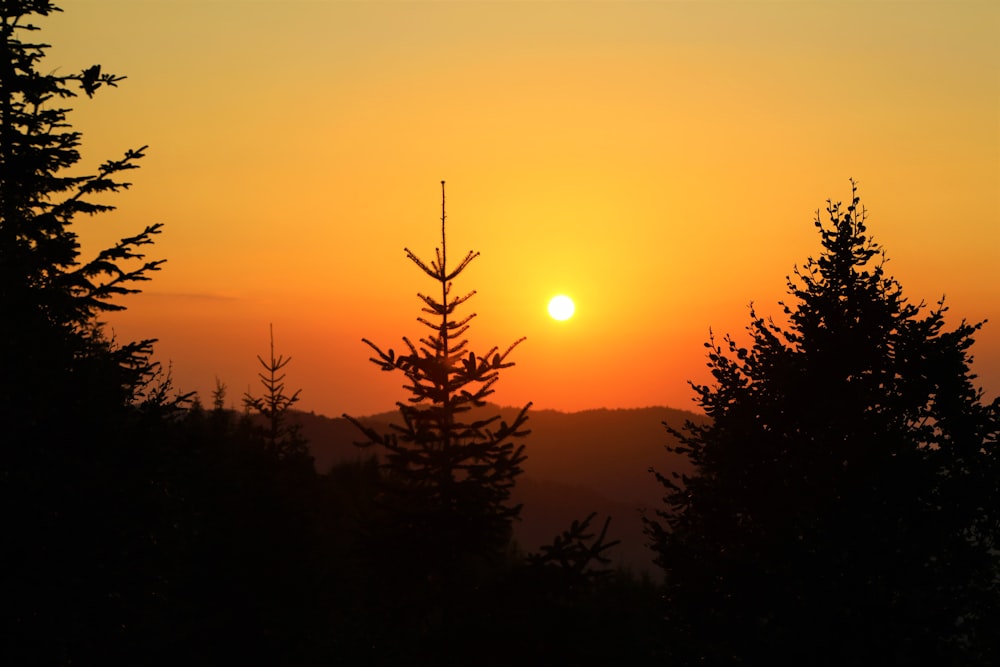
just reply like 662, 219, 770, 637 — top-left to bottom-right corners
547, 295, 575, 321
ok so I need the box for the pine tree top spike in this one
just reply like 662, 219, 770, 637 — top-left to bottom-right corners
440, 180, 447, 273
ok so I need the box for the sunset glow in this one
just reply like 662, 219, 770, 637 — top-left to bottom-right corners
37, 1, 999, 417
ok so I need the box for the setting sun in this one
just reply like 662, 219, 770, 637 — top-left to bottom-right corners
547, 295, 575, 321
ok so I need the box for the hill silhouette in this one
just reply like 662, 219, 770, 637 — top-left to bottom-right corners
291, 404, 704, 573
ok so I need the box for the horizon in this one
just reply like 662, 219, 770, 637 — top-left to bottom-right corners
38, 1, 999, 417
268, 402, 705, 421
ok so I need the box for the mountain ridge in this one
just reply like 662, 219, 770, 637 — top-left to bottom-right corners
289, 404, 707, 573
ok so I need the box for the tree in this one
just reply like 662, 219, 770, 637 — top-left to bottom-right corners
345, 182, 530, 654
526, 512, 621, 590
646, 181, 1000, 665
243, 323, 308, 460
0, 3, 173, 662
0, 1, 165, 435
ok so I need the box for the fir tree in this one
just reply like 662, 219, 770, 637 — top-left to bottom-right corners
646, 181, 1000, 665
527, 512, 621, 589
0, 1, 165, 435
243, 323, 307, 460
0, 4, 174, 661
345, 180, 530, 586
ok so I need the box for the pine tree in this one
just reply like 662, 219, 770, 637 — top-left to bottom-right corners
0, 4, 173, 661
0, 1, 165, 436
345, 181, 530, 584
646, 181, 1000, 665
527, 512, 621, 588
243, 324, 307, 460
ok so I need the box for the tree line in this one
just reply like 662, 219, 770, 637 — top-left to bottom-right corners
2, 3, 997, 664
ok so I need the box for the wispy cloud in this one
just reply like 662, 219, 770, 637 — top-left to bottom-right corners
140, 291, 239, 302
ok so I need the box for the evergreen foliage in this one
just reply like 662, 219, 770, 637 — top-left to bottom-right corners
0, 4, 179, 661
343, 183, 532, 662
527, 511, 621, 588
346, 181, 530, 575
243, 323, 308, 460
646, 182, 1000, 664
0, 2, 166, 431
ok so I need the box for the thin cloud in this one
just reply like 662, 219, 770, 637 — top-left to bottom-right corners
140, 291, 239, 302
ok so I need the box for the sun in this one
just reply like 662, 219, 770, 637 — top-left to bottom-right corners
547, 295, 575, 321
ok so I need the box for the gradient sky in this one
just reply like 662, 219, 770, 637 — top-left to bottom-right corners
40, 1, 999, 417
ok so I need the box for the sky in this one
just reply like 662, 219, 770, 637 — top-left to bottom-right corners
39, 0, 999, 417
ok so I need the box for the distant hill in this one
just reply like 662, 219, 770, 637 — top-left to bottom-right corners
289, 405, 707, 574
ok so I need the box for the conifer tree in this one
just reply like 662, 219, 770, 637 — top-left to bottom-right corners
646, 181, 1000, 665
527, 512, 621, 588
243, 324, 307, 460
346, 181, 530, 580
212, 376, 228, 411
1, 4, 173, 661
0, 1, 165, 436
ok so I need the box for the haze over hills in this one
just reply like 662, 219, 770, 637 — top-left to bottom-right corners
291, 404, 706, 573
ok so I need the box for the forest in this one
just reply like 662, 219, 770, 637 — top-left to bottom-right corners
2, 3, 998, 665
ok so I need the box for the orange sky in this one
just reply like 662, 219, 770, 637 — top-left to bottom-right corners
40, 1, 999, 417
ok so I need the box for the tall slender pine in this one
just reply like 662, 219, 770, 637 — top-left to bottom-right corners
243, 324, 307, 460
346, 181, 530, 577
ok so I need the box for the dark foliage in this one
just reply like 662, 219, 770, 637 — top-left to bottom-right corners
345, 182, 530, 576
0, 2, 166, 428
527, 511, 621, 588
243, 324, 309, 461
646, 181, 1000, 665
0, 3, 184, 662
340, 182, 536, 661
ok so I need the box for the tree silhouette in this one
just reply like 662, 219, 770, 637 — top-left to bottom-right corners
646, 181, 1000, 665
502, 513, 658, 666
345, 182, 529, 656
243, 323, 307, 460
0, 4, 175, 662
527, 512, 621, 589
0, 3, 165, 430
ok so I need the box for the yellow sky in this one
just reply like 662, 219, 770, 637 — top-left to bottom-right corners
40, 1, 999, 416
